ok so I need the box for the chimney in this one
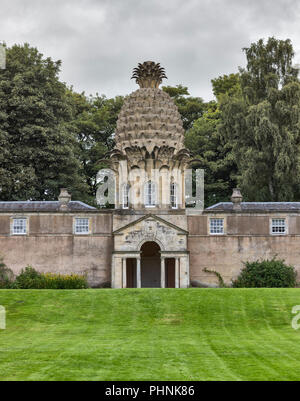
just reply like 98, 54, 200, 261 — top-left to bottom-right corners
58, 188, 71, 210
231, 188, 243, 211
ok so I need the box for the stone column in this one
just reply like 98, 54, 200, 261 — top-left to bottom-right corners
179, 256, 189, 288
160, 167, 169, 208
181, 169, 185, 209
175, 257, 180, 288
161, 257, 165, 288
111, 256, 115, 288
136, 257, 141, 288
122, 258, 127, 288
112, 256, 123, 289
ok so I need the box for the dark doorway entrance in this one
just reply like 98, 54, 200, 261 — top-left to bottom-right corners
141, 241, 161, 288
126, 258, 137, 288
165, 258, 175, 288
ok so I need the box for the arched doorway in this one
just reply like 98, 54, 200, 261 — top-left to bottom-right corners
141, 241, 161, 288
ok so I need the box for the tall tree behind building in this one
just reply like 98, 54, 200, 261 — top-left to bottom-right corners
162, 85, 205, 130
219, 37, 300, 201
184, 75, 240, 207
0, 43, 87, 201
71, 92, 124, 203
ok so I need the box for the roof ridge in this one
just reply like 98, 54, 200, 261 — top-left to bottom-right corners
206, 201, 300, 212
0, 200, 97, 211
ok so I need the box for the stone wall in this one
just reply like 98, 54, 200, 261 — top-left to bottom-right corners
0, 213, 113, 287
2, 210, 300, 288
188, 214, 300, 287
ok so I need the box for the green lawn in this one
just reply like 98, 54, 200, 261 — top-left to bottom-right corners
0, 288, 300, 381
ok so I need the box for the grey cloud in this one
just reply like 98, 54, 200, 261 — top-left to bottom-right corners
1, 0, 300, 100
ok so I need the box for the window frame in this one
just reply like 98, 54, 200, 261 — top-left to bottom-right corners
209, 218, 225, 235
170, 182, 178, 209
11, 217, 28, 235
74, 217, 90, 235
144, 180, 156, 208
122, 183, 130, 209
270, 218, 287, 235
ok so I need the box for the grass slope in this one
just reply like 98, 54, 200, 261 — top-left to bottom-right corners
0, 288, 300, 381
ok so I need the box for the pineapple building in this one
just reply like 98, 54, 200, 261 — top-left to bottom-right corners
1, 62, 300, 288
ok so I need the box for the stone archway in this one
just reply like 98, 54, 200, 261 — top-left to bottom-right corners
140, 241, 161, 288
111, 214, 190, 288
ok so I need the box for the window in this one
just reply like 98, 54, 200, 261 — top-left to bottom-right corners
170, 182, 177, 209
271, 218, 286, 234
144, 181, 156, 207
12, 218, 27, 235
210, 218, 224, 234
75, 218, 90, 234
122, 184, 130, 209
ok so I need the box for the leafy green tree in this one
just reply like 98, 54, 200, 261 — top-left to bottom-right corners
241, 37, 298, 104
162, 85, 205, 130
185, 101, 237, 206
71, 92, 124, 202
0, 43, 87, 201
91, 95, 124, 149
211, 73, 240, 101
219, 37, 300, 201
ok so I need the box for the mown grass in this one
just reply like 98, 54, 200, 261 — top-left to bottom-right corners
0, 288, 300, 381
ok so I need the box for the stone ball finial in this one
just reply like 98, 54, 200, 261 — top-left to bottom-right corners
231, 188, 243, 210
131, 61, 167, 88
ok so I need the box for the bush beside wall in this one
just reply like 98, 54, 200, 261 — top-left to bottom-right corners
1, 266, 88, 289
41, 273, 88, 289
0, 257, 14, 289
232, 258, 297, 288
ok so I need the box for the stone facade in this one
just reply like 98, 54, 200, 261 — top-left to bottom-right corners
112, 213, 189, 288
0, 204, 113, 287
1, 203, 300, 287
188, 210, 300, 287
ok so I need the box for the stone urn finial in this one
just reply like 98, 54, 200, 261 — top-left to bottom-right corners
58, 188, 71, 210
231, 188, 243, 211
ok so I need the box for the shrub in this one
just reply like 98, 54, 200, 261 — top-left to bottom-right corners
232, 258, 297, 288
0, 257, 14, 289
14, 267, 88, 289
42, 273, 88, 289
15, 266, 44, 289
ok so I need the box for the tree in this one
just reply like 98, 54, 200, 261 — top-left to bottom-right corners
162, 85, 205, 130
241, 37, 298, 104
211, 73, 240, 101
185, 101, 237, 206
0, 43, 87, 201
219, 37, 300, 201
71, 92, 124, 203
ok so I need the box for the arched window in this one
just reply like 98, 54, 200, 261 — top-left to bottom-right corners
144, 180, 156, 207
122, 184, 130, 209
170, 182, 177, 209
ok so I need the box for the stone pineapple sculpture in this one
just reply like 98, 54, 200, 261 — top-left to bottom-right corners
112, 61, 190, 164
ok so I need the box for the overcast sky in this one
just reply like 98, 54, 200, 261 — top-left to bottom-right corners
1, 0, 300, 101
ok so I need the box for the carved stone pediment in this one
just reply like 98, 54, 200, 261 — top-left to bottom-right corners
113, 214, 188, 252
